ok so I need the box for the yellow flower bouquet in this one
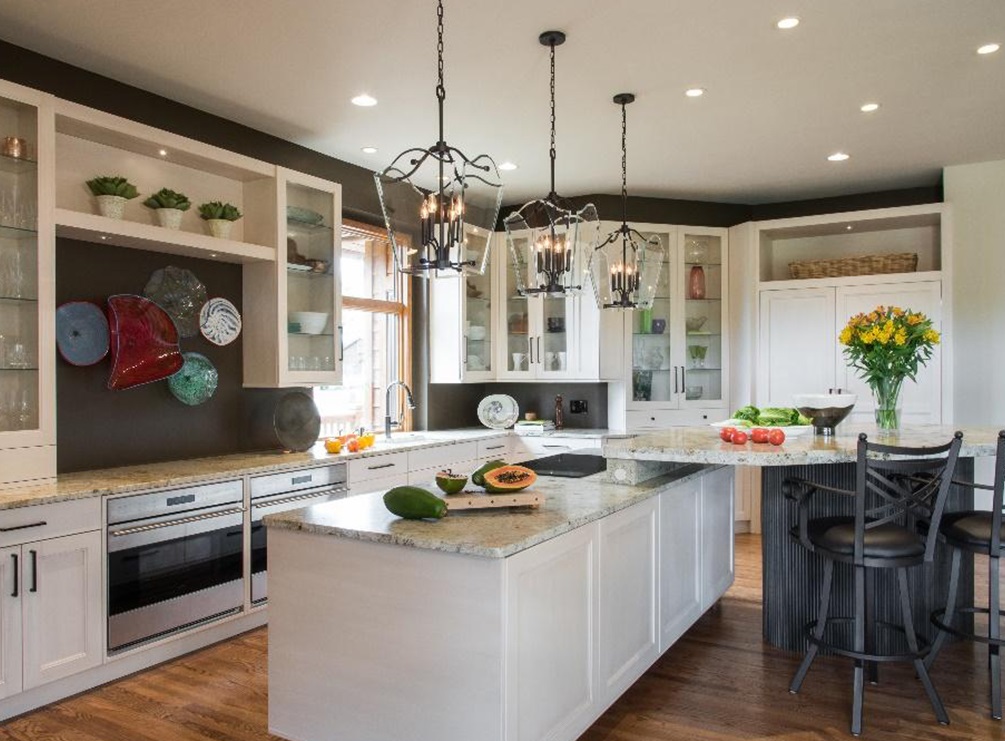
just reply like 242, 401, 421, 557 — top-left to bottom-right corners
839, 305, 940, 429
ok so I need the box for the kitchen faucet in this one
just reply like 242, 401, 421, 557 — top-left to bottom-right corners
384, 381, 416, 440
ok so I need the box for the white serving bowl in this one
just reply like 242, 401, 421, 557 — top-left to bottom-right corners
290, 311, 329, 335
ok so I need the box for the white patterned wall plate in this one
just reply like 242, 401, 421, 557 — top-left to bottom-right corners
477, 394, 519, 430
199, 297, 242, 346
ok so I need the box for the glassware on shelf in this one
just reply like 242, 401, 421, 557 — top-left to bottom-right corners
688, 344, 707, 368
7, 340, 28, 368
688, 265, 706, 299
685, 238, 708, 263
0, 246, 24, 298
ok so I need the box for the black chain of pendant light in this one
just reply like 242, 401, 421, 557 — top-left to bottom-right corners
374, 0, 503, 275
547, 32, 558, 200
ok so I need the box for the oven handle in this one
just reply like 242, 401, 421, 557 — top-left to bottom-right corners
252, 489, 346, 511
110, 507, 244, 539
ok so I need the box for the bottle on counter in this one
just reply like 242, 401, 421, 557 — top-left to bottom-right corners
554, 395, 564, 430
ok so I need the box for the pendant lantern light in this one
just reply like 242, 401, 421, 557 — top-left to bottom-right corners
503, 31, 599, 296
589, 94, 663, 309
374, 0, 504, 277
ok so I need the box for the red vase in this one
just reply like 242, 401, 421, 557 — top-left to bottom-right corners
688, 265, 706, 300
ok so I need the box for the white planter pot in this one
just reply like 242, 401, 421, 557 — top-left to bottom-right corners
206, 219, 233, 239
156, 208, 184, 230
95, 195, 126, 220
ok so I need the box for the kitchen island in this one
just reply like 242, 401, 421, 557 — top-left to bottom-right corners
604, 424, 1000, 650
264, 464, 735, 741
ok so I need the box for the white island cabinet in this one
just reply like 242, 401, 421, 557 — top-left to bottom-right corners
265, 465, 734, 741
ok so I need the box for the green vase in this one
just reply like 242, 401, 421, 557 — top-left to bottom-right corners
871, 375, 905, 431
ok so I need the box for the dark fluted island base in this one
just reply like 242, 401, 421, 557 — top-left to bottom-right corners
760, 460, 974, 653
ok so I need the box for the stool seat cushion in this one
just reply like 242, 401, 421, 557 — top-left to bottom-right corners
940, 511, 1004, 549
806, 516, 925, 559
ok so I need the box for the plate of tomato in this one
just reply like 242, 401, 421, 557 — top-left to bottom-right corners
710, 418, 812, 436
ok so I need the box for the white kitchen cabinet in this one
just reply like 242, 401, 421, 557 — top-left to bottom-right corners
658, 477, 702, 650
757, 278, 943, 425
603, 224, 729, 431
700, 466, 735, 610
505, 518, 596, 741
0, 81, 55, 487
429, 225, 497, 383
0, 528, 103, 700
597, 497, 659, 706
244, 168, 342, 387
496, 230, 600, 381
510, 434, 603, 461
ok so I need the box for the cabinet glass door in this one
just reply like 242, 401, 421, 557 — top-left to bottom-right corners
464, 227, 492, 375
681, 232, 723, 404
538, 296, 571, 376
0, 97, 39, 435
631, 230, 675, 404
502, 232, 533, 377
285, 180, 338, 381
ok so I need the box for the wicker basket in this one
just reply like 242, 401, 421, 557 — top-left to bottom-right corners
788, 252, 918, 279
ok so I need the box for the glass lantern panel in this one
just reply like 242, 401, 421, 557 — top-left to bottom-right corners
503, 199, 599, 295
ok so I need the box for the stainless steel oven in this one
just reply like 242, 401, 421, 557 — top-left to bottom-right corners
106, 480, 244, 653
250, 463, 347, 604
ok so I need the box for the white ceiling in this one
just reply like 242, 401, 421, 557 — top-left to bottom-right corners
1, 0, 1003, 204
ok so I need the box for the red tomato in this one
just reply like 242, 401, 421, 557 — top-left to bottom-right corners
769, 428, 786, 446
751, 427, 769, 444
719, 427, 736, 442
732, 430, 749, 445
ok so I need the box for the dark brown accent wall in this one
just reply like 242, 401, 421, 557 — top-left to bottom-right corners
426, 382, 608, 430
55, 240, 292, 472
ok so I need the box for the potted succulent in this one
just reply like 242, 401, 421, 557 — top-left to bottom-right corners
85, 176, 139, 220
143, 188, 191, 230
198, 201, 242, 239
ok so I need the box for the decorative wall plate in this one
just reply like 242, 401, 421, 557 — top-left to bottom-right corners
199, 297, 242, 346
274, 391, 321, 451
106, 294, 183, 390
286, 206, 325, 225
168, 352, 219, 406
55, 301, 109, 366
477, 394, 519, 430
143, 266, 207, 338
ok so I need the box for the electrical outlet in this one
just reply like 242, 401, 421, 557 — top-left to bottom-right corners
570, 399, 588, 414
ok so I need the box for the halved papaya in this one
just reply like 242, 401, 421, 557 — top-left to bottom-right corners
482, 465, 537, 493
472, 459, 506, 487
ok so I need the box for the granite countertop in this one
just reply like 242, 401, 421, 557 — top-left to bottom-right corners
604, 424, 1002, 466
264, 464, 709, 558
0, 427, 615, 511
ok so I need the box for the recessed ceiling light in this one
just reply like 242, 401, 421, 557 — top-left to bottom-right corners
685, 88, 705, 98
210, 253, 218, 258
860, 102, 880, 112
776, 17, 800, 30
351, 94, 377, 107
977, 43, 1000, 55
100, 235, 108, 240
498, 161, 518, 171
846, 225, 854, 230
158, 149, 168, 157
361, 146, 378, 154
827, 152, 850, 162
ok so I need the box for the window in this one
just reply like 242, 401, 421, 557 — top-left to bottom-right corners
314, 219, 411, 435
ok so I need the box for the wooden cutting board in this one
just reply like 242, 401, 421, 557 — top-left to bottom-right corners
444, 490, 542, 510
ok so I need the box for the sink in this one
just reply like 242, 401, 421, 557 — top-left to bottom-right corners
376, 433, 429, 446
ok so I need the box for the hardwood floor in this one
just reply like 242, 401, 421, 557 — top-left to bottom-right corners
1, 534, 1001, 740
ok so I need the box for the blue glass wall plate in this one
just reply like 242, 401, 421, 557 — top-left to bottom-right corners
199, 297, 242, 346
56, 301, 110, 366
168, 352, 219, 406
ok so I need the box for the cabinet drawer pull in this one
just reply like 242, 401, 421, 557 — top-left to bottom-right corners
484, 444, 506, 450
10, 553, 17, 598
367, 462, 396, 470
29, 549, 37, 593
0, 520, 47, 533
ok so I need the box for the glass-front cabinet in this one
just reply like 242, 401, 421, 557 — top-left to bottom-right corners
621, 224, 728, 421
0, 82, 55, 485
243, 168, 342, 387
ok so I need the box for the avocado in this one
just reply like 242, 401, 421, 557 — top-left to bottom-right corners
383, 486, 448, 520
472, 459, 507, 487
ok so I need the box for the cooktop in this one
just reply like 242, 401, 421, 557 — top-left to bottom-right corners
520, 451, 607, 478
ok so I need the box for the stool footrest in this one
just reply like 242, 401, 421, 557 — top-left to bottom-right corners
930, 607, 1005, 647
805, 617, 933, 663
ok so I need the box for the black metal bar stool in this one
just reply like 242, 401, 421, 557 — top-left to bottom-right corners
784, 431, 964, 736
925, 429, 1005, 719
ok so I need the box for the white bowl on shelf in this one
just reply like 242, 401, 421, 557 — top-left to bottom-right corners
290, 311, 329, 335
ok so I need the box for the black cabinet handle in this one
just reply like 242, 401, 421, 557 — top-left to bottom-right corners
673, 366, 679, 394
0, 521, 47, 533
367, 462, 396, 470
29, 549, 37, 593
338, 325, 344, 362
11, 553, 18, 598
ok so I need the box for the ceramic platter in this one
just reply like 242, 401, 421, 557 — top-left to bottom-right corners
199, 297, 242, 346
710, 419, 813, 436
477, 394, 519, 430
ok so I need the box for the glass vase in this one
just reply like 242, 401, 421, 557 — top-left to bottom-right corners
871, 375, 904, 431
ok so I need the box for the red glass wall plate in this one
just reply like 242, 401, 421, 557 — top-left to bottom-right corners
106, 294, 183, 390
